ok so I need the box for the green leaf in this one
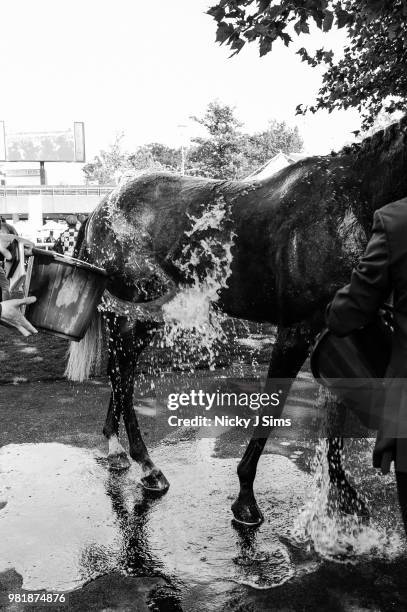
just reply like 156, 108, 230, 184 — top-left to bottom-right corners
281, 32, 292, 46
267, 5, 282, 19
207, 6, 225, 21
296, 104, 307, 115
216, 22, 234, 43
259, 37, 272, 56
336, 9, 350, 29
323, 10, 334, 32
258, 0, 271, 11
314, 14, 323, 29
245, 28, 257, 41
230, 37, 245, 51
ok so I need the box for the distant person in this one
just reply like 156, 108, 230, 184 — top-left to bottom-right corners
53, 215, 79, 256
77, 214, 87, 225
73, 214, 88, 259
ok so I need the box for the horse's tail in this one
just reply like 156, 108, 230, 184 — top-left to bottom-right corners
65, 310, 103, 382
64, 214, 104, 382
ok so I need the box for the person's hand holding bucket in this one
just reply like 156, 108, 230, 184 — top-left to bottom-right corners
0, 234, 34, 293
0, 235, 38, 336
0, 296, 38, 336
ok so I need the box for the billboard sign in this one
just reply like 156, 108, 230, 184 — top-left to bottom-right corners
0, 122, 85, 162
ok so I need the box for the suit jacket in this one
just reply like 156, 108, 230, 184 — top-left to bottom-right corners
327, 198, 407, 471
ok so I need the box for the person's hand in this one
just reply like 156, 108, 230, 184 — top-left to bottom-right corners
0, 234, 14, 260
0, 296, 38, 336
0, 234, 35, 259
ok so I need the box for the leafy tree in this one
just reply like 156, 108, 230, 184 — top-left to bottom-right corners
82, 133, 130, 184
187, 101, 244, 179
187, 101, 303, 179
146, 143, 182, 170
239, 120, 303, 175
208, 1, 407, 130
127, 147, 165, 174
128, 143, 181, 173
83, 137, 181, 184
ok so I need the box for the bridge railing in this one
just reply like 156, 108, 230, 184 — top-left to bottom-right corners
0, 185, 114, 197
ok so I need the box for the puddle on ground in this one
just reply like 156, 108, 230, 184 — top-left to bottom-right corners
0, 438, 405, 610
0, 441, 307, 594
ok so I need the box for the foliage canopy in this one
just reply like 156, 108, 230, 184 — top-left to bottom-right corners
208, 0, 407, 129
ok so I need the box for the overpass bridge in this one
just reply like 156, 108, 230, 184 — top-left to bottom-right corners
0, 185, 113, 219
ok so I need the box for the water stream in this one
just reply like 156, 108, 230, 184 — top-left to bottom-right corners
290, 439, 404, 563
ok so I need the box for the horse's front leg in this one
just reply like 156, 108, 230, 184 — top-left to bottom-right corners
232, 321, 315, 526
113, 320, 169, 493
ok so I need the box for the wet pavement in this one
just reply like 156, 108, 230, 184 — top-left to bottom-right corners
1, 369, 407, 611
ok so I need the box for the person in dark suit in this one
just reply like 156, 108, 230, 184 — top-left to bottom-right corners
327, 198, 407, 531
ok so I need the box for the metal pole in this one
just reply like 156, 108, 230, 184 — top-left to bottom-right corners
40, 161, 46, 185
180, 144, 185, 176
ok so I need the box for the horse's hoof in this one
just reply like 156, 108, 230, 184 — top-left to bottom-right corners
141, 468, 170, 494
231, 494, 264, 527
108, 452, 131, 471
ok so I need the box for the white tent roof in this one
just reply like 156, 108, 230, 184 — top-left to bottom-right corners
243, 151, 308, 181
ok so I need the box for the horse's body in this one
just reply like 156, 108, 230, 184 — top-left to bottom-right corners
70, 117, 407, 525
81, 159, 364, 323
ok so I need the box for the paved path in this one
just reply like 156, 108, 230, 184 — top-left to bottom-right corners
1, 373, 407, 611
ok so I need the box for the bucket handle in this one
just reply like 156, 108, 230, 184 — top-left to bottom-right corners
31, 247, 58, 259
31, 247, 111, 278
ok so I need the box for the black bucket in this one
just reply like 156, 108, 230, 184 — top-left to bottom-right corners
25, 248, 108, 341
310, 313, 393, 428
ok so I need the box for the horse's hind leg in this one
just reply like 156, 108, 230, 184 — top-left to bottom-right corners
232, 322, 314, 526
103, 315, 132, 470
103, 392, 130, 470
327, 436, 369, 517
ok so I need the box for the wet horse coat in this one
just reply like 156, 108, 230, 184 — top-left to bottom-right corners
70, 116, 407, 525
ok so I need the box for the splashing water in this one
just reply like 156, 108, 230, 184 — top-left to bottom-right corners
106, 175, 172, 295
160, 194, 236, 370
98, 177, 237, 371
289, 439, 404, 563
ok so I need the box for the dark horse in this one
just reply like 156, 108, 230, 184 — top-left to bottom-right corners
67, 116, 407, 526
